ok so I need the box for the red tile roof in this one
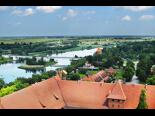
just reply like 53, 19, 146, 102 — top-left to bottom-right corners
0, 78, 65, 109
82, 70, 108, 82
122, 84, 144, 109
0, 98, 3, 109
58, 80, 113, 108
107, 80, 126, 100
0, 76, 155, 109
146, 85, 155, 109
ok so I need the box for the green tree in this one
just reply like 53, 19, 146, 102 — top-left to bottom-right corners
65, 66, 74, 73
66, 73, 80, 81
0, 85, 17, 97
146, 75, 155, 85
123, 66, 134, 82
13, 80, 29, 91
0, 78, 5, 89
123, 60, 135, 82
137, 89, 148, 109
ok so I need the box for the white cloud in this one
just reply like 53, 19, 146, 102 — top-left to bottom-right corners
11, 10, 23, 15
36, 6, 62, 13
61, 9, 78, 21
67, 9, 78, 17
115, 6, 154, 12
24, 8, 34, 16
121, 15, 131, 21
0, 6, 9, 11
140, 15, 155, 21
11, 8, 34, 16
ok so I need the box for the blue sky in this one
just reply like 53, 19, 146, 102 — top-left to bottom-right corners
0, 6, 155, 36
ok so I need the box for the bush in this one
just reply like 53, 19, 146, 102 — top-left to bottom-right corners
66, 73, 80, 81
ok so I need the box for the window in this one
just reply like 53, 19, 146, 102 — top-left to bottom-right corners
118, 105, 120, 108
53, 94, 59, 100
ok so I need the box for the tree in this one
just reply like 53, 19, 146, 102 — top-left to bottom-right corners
0, 85, 17, 97
117, 57, 124, 68
146, 75, 155, 85
136, 56, 153, 82
0, 78, 5, 89
123, 66, 134, 82
13, 80, 29, 91
66, 73, 80, 80
86, 55, 93, 64
137, 68, 147, 82
126, 60, 135, 71
123, 60, 135, 82
137, 89, 148, 109
65, 66, 74, 73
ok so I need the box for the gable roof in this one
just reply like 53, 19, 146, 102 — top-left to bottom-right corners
1, 76, 155, 109
82, 70, 107, 82
107, 80, 126, 100
0, 78, 65, 109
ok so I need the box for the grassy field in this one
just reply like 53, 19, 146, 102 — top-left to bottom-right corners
0, 38, 59, 44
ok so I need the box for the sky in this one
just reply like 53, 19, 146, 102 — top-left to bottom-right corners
0, 6, 155, 36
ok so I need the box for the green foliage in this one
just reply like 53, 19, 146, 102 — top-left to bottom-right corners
123, 66, 134, 82
146, 75, 155, 85
65, 66, 74, 73
66, 73, 80, 81
0, 78, 5, 89
122, 60, 135, 82
137, 89, 148, 109
0, 39, 79, 56
115, 69, 124, 80
0, 57, 12, 64
0, 85, 17, 97
65, 58, 86, 73
136, 56, 154, 82
0, 71, 56, 97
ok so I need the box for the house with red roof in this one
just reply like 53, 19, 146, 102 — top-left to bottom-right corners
82, 68, 116, 82
0, 76, 155, 109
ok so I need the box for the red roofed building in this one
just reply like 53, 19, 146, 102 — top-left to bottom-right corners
0, 77, 155, 109
82, 68, 116, 82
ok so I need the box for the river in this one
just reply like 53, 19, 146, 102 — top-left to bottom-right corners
0, 48, 97, 83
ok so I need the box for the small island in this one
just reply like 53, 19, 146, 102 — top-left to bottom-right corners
18, 56, 56, 71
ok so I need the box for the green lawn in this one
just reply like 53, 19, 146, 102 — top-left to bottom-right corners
78, 73, 86, 78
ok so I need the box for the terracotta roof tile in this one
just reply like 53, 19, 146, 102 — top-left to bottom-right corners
146, 85, 155, 109
30, 78, 65, 109
1, 86, 43, 109
0, 98, 4, 109
58, 80, 113, 108
123, 84, 144, 109
1, 76, 155, 109
107, 80, 126, 100
1, 78, 65, 109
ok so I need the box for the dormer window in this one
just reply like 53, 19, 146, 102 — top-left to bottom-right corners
53, 94, 59, 100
